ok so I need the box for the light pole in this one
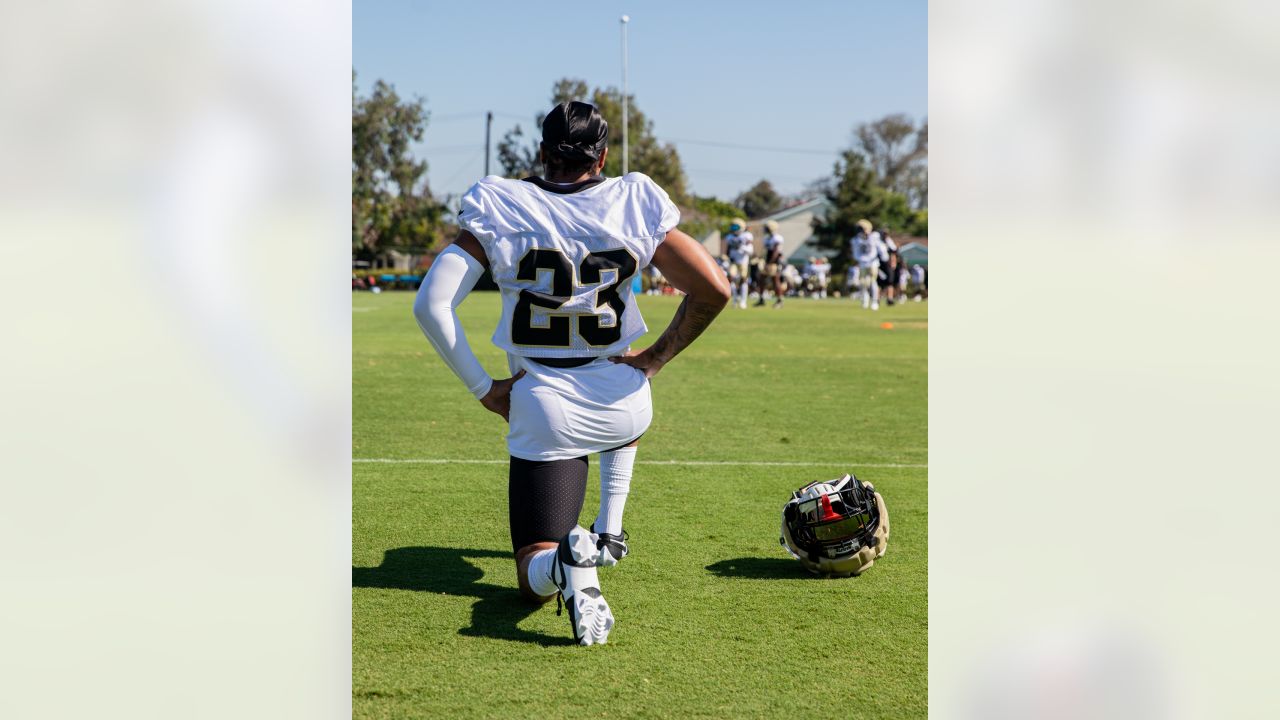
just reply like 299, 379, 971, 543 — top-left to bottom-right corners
484, 111, 492, 176
620, 14, 629, 175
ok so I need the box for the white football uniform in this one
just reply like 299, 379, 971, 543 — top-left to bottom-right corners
730, 232, 754, 259
875, 233, 893, 266
458, 173, 680, 460
764, 234, 785, 280
852, 232, 880, 288
813, 262, 829, 296
852, 233, 879, 269
726, 231, 753, 284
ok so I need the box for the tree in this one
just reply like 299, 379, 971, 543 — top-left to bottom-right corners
679, 194, 745, 242
853, 114, 928, 209
352, 77, 444, 258
735, 180, 783, 219
497, 78, 688, 202
496, 123, 538, 178
552, 78, 589, 105
906, 208, 927, 237
590, 86, 687, 200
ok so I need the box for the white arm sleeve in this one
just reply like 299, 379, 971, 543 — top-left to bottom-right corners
412, 244, 493, 399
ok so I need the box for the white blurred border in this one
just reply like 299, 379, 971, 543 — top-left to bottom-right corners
0, 1, 350, 717
6, 0, 1280, 715
932, 0, 1280, 717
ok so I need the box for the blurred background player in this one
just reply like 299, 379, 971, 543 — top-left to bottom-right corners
878, 225, 899, 306
645, 263, 668, 295
801, 257, 816, 297
748, 256, 764, 305
781, 263, 801, 299
852, 219, 883, 310
810, 256, 830, 298
737, 222, 756, 306
843, 256, 858, 297
798, 254, 829, 297
759, 219, 785, 308
713, 253, 731, 286
896, 254, 910, 301
721, 218, 753, 309
911, 262, 928, 301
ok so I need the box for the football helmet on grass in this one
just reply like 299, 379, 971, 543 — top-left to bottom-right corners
780, 474, 889, 577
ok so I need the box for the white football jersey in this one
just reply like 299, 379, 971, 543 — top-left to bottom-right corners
726, 231, 753, 263
873, 232, 891, 263
853, 233, 879, 268
458, 173, 680, 358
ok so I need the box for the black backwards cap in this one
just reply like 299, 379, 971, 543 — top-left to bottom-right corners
541, 101, 609, 164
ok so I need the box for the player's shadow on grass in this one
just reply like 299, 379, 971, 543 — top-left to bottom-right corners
352, 546, 575, 647
706, 557, 810, 579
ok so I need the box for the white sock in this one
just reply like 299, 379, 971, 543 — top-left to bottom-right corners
594, 447, 636, 535
554, 528, 602, 599
871, 283, 880, 304
530, 526, 613, 600
526, 548, 558, 597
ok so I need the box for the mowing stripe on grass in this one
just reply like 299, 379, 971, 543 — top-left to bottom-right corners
353, 457, 927, 468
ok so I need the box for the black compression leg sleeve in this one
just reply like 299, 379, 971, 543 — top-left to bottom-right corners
508, 455, 588, 553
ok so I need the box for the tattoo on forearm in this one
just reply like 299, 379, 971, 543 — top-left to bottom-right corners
650, 296, 724, 363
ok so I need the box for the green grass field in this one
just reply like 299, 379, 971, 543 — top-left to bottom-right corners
353, 290, 927, 719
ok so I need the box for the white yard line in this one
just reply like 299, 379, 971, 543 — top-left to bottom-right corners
352, 458, 926, 468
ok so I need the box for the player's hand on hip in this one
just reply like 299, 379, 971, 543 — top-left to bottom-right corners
479, 370, 525, 422
609, 349, 665, 379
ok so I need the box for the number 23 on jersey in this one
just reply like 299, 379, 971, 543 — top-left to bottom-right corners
511, 248, 639, 348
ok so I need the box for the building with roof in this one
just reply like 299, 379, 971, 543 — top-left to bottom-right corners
898, 239, 929, 267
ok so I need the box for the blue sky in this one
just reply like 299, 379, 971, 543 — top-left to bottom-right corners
354, 0, 926, 202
